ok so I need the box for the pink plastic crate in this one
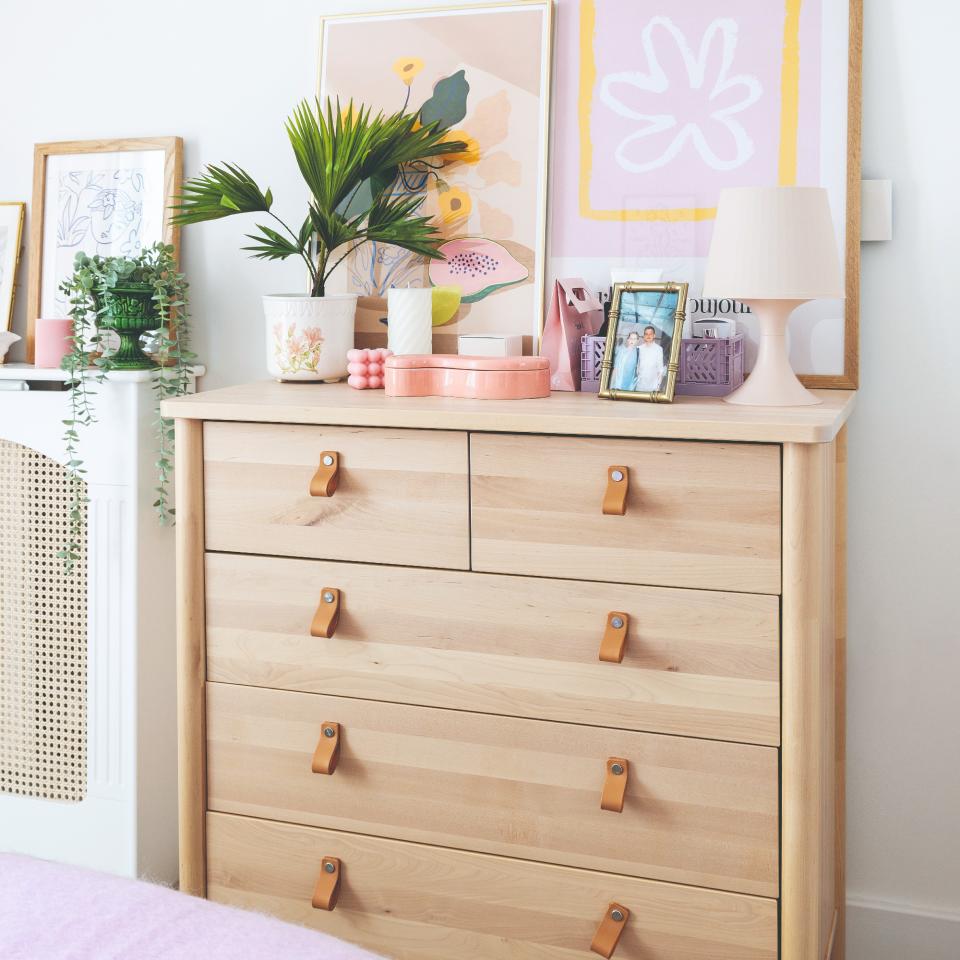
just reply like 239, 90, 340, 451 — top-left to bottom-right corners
580, 335, 606, 392
677, 334, 744, 397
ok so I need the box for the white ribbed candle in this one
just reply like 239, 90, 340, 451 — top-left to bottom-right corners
387, 288, 433, 355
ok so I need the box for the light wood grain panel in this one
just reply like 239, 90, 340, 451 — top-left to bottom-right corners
206, 684, 779, 897
471, 434, 781, 594
834, 427, 848, 960
207, 812, 779, 960
203, 422, 469, 569
206, 553, 780, 744
781, 441, 837, 960
161, 380, 857, 445
175, 418, 206, 896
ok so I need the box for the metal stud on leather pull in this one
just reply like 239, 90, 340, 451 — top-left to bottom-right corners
309, 451, 339, 497
311, 857, 342, 911
601, 466, 629, 515
311, 721, 341, 775
310, 587, 341, 638
590, 902, 630, 957
599, 612, 629, 663
600, 757, 629, 813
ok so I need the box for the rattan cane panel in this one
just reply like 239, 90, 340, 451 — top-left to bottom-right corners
0, 439, 87, 802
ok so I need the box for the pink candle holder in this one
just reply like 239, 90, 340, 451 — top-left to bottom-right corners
34, 318, 74, 369
347, 348, 393, 389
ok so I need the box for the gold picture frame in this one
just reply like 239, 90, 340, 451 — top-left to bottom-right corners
599, 282, 688, 403
25, 137, 182, 363
0, 202, 25, 338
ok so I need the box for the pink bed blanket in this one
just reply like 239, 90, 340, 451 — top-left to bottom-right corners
0, 854, 385, 960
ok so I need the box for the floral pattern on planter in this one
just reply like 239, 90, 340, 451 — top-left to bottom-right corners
272, 322, 325, 376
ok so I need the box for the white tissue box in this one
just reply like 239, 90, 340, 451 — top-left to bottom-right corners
457, 334, 523, 357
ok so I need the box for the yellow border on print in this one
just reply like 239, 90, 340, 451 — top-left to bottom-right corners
578, 0, 802, 222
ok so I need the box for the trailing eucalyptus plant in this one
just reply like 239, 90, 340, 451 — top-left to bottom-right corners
59, 242, 194, 570
172, 98, 466, 295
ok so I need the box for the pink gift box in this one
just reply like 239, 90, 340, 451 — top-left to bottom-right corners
384, 354, 551, 400
34, 317, 74, 369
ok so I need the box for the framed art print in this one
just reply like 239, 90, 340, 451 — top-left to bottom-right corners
26, 137, 182, 361
550, 0, 862, 388
319, 2, 553, 354
0, 202, 25, 336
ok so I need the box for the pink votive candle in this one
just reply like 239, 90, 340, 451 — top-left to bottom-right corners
34, 317, 74, 369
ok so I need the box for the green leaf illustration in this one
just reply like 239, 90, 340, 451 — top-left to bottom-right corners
420, 70, 469, 131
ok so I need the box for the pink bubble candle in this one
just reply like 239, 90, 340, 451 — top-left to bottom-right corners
346, 348, 393, 389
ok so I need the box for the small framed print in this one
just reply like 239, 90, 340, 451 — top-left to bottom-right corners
0, 202, 25, 335
25, 137, 182, 362
599, 282, 688, 403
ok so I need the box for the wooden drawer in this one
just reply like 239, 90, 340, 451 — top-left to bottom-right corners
207, 812, 779, 960
203, 422, 469, 569
471, 434, 781, 593
207, 684, 779, 896
206, 552, 780, 745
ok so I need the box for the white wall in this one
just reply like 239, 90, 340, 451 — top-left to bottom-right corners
846, 0, 960, 949
2, 1, 958, 955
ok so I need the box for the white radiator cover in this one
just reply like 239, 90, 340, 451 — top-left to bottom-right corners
0, 365, 192, 882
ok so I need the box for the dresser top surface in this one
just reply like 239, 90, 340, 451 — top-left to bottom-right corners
163, 380, 855, 443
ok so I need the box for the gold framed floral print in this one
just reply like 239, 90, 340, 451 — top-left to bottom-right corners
26, 137, 182, 362
0, 202, 25, 340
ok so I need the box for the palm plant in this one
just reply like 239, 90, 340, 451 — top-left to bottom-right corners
173, 99, 466, 297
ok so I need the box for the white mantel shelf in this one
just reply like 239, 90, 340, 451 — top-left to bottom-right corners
0, 363, 205, 382
162, 380, 855, 444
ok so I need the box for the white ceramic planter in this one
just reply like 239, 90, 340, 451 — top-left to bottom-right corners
264, 294, 358, 382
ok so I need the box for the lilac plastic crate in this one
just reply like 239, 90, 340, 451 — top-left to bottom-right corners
677, 334, 744, 397
580, 335, 606, 392
582, 333, 745, 396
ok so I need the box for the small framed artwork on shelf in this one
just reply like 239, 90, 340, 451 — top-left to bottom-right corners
25, 137, 182, 362
599, 282, 688, 403
0, 202, 25, 347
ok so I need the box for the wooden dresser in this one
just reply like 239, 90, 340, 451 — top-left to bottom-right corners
164, 383, 854, 960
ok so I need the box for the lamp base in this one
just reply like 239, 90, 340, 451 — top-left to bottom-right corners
723, 299, 822, 407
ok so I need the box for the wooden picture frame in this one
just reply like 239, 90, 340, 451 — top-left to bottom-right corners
25, 137, 182, 362
803, 0, 863, 391
599, 282, 688, 403
0, 202, 25, 337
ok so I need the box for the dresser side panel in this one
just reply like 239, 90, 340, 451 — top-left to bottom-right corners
781, 440, 839, 960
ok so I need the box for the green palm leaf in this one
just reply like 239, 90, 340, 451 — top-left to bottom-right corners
174, 96, 468, 295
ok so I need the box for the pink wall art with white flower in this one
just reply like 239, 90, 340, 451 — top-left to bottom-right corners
550, 0, 860, 382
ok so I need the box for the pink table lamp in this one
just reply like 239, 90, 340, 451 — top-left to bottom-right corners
702, 187, 843, 406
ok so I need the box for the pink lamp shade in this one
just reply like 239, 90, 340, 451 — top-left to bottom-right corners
33, 317, 74, 369
703, 186, 842, 300
701, 187, 843, 407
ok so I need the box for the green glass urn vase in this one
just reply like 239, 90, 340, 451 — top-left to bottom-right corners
101, 282, 159, 370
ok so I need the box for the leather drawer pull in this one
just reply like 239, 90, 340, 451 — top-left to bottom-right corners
602, 466, 629, 515
311, 722, 341, 775
310, 588, 341, 639
309, 451, 340, 497
591, 902, 630, 957
311, 857, 342, 911
599, 612, 629, 663
600, 757, 629, 813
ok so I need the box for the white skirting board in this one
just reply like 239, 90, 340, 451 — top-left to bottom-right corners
847, 899, 960, 960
